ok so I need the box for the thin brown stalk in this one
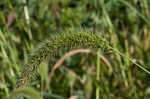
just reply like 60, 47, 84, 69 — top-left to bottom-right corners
43, 49, 114, 92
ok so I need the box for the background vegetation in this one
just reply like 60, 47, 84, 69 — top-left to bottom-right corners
0, 0, 150, 99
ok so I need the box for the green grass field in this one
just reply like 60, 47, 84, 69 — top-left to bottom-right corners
0, 0, 150, 99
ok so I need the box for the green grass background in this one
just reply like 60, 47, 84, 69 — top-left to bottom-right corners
0, 0, 150, 99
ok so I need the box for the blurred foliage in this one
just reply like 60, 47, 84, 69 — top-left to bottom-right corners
0, 0, 150, 99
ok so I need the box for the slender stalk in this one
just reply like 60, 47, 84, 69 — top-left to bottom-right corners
96, 50, 100, 99
109, 46, 150, 75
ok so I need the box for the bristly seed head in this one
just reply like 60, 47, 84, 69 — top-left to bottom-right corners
16, 32, 113, 88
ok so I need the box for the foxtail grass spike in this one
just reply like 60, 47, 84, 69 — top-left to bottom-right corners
16, 32, 112, 88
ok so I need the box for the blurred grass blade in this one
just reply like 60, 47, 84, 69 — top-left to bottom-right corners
8, 88, 43, 99
0, 30, 6, 43
42, 92, 65, 99
118, 0, 150, 27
